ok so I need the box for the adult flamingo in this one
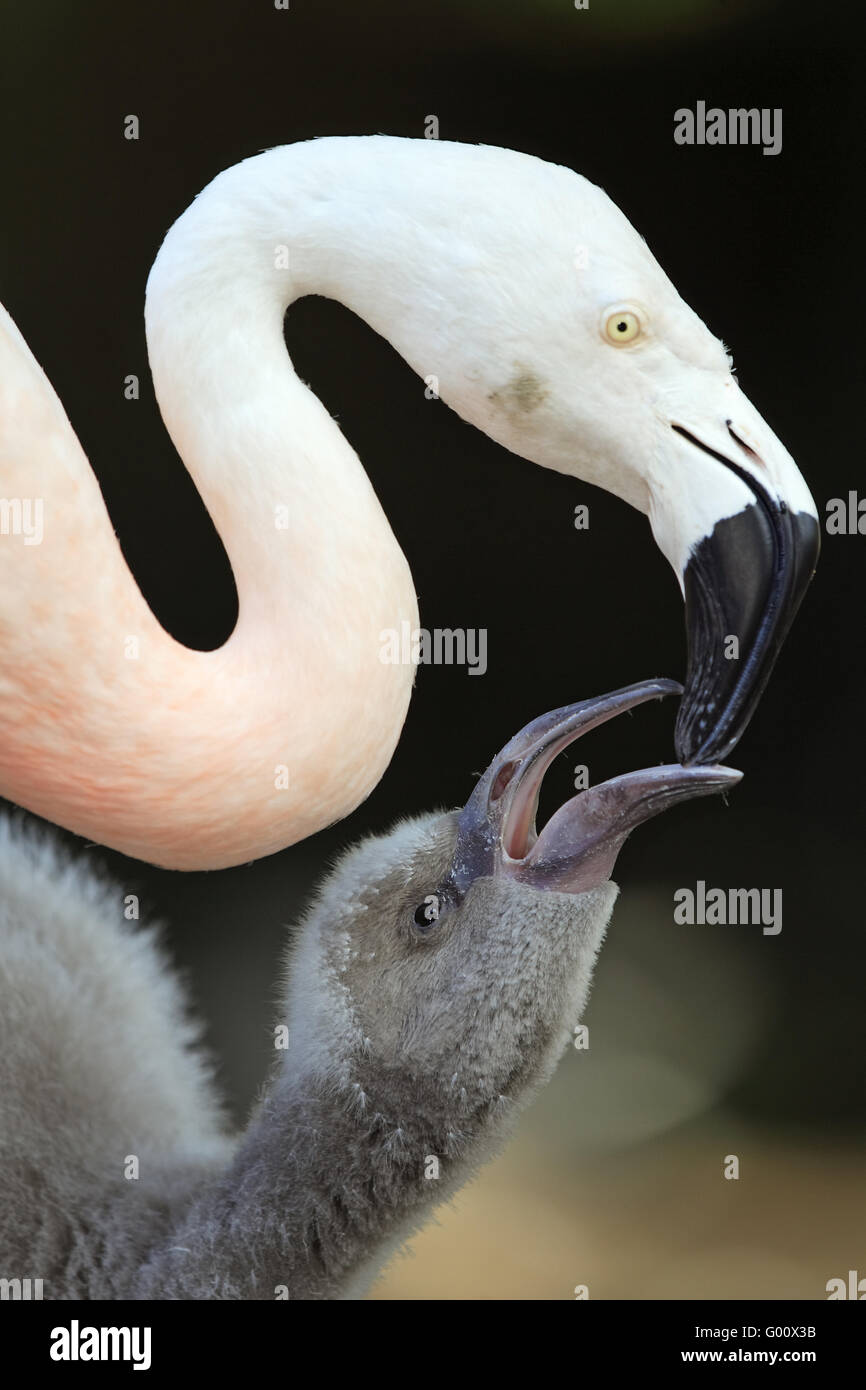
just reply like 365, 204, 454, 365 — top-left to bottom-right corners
0, 137, 818, 868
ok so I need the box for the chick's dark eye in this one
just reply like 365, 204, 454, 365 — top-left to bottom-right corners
413, 894, 440, 928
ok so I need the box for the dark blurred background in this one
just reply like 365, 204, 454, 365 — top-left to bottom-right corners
1, 0, 862, 1298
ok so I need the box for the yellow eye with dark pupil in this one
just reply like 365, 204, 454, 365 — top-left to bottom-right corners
604, 309, 641, 344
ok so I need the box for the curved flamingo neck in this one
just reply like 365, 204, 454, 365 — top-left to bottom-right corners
0, 141, 445, 868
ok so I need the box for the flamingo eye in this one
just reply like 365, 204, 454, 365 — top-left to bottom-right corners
413, 894, 440, 929
603, 307, 642, 345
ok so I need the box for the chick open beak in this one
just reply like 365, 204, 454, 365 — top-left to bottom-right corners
449, 679, 742, 898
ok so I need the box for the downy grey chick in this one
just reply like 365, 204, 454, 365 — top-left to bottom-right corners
0, 679, 739, 1299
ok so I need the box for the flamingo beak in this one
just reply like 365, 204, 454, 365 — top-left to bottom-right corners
666, 424, 820, 765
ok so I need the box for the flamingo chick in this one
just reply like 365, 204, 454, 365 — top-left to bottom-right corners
0, 679, 740, 1299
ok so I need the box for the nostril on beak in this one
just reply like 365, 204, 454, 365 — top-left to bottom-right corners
490, 761, 518, 801
726, 419, 762, 462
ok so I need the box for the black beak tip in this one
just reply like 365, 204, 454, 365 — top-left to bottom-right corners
675, 717, 736, 768
676, 506, 820, 766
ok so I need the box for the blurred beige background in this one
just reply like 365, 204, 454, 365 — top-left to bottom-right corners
371, 889, 862, 1300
